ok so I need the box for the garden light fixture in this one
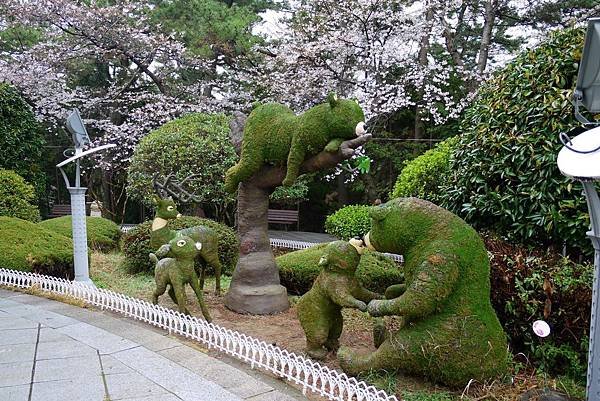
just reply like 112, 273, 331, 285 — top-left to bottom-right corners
557, 17, 600, 401
57, 108, 115, 285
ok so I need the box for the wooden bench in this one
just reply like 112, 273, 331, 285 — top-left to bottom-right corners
47, 204, 72, 219
47, 203, 92, 219
268, 209, 299, 231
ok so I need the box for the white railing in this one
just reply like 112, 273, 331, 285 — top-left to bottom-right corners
270, 238, 404, 264
0, 268, 398, 401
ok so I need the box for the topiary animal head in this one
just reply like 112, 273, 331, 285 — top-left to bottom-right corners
168, 235, 202, 260
366, 198, 436, 255
153, 197, 181, 220
318, 240, 360, 274
326, 93, 366, 139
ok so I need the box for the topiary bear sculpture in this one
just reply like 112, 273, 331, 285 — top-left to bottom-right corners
338, 197, 508, 387
151, 235, 212, 322
224, 93, 366, 192
297, 241, 382, 360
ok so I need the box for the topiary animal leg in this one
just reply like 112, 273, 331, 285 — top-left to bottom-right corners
189, 272, 212, 322
338, 337, 407, 377
325, 311, 343, 351
172, 281, 189, 315
203, 252, 222, 293
152, 280, 167, 304
224, 144, 263, 193
282, 141, 305, 187
167, 286, 178, 305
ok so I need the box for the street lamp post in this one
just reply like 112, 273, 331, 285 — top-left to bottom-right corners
56, 109, 115, 285
557, 17, 600, 401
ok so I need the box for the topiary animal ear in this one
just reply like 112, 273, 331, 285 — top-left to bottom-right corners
328, 92, 338, 108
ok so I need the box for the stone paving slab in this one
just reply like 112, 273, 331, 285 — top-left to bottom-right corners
0, 289, 306, 401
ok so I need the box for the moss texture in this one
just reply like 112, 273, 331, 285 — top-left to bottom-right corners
276, 244, 403, 295
296, 241, 382, 359
151, 235, 211, 321
0, 216, 73, 278
122, 217, 238, 276
338, 198, 508, 387
224, 94, 365, 192
39, 216, 121, 252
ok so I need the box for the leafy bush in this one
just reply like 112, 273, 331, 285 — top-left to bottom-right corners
39, 216, 121, 252
486, 234, 591, 381
122, 216, 238, 275
391, 137, 458, 202
0, 169, 40, 222
276, 244, 403, 295
127, 113, 237, 220
0, 84, 46, 205
0, 216, 73, 277
439, 28, 591, 255
324, 205, 372, 240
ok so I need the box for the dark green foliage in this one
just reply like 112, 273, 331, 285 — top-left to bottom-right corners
127, 113, 237, 221
0, 84, 46, 205
0, 217, 73, 278
0, 169, 40, 222
439, 28, 591, 255
122, 217, 238, 275
486, 234, 591, 381
340, 198, 507, 387
324, 205, 372, 240
276, 243, 403, 295
38, 216, 121, 252
391, 137, 458, 202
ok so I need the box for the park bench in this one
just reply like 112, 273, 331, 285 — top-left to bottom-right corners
267, 209, 299, 231
47, 204, 72, 218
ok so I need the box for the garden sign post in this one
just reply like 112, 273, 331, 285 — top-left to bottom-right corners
557, 17, 600, 401
57, 109, 115, 285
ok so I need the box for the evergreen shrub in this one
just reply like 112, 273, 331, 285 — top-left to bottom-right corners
39, 216, 121, 252
324, 205, 372, 240
0, 169, 40, 222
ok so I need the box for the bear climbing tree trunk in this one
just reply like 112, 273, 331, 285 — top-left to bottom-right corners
224, 115, 371, 314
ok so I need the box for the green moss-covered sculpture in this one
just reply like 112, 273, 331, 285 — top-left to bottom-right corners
150, 198, 222, 292
297, 241, 382, 360
151, 235, 212, 321
224, 94, 366, 192
338, 198, 508, 387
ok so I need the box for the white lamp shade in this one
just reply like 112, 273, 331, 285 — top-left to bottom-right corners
557, 125, 600, 180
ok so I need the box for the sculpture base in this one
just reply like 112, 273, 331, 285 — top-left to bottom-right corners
224, 284, 289, 315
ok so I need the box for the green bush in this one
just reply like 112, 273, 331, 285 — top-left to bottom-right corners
0, 84, 46, 206
127, 113, 237, 221
38, 216, 121, 252
391, 137, 458, 202
324, 205, 372, 240
439, 28, 591, 254
276, 244, 403, 295
0, 216, 73, 277
122, 216, 238, 275
0, 169, 40, 222
486, 234, 591, 381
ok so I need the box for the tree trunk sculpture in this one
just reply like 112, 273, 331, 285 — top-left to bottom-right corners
225, 116, 371, 314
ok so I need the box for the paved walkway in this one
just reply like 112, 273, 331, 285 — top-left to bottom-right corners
0, 288, 306, 401
268, 230, 336, 243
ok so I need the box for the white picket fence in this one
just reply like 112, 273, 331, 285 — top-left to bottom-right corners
269, 238, 404, 264
0, 268, 398, 401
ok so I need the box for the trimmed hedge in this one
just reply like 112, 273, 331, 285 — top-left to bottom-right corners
391, 137, 458, 202
440, 28, 591, 254
324, 205, 372, 240
0, 169, 40, 222
0, 216, 73, 278
276, 243, 403, 295
122, 217, 238, 275
38, 216, 121, 252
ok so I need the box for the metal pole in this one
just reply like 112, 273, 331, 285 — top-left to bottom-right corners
68, 186, 93, 285
582, 181, 600, 400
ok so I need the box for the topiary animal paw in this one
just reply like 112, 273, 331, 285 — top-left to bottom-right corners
281, 177, 294, 187
307, 347, 328, 360
337, 346, 362, 377
367, 299, 385, 317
